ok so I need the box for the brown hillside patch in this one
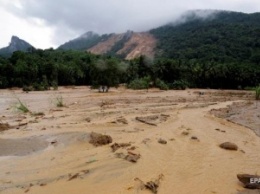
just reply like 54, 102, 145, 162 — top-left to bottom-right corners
117, 32, 156, 60
88, 32, 156, 59
88, 34, 124, 54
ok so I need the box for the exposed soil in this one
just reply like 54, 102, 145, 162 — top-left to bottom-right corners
87, 33, 124, 54
88, 32, 156, 59
117, 32, 156, 60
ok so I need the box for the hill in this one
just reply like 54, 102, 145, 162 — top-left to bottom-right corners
0, 36, 34, 57
56, 10, 260, 62
150, 10, 260, 63
58, 30, 156, 59
0, 10, 259, 89
57, 31, 111, 51
87, 31, 156, 59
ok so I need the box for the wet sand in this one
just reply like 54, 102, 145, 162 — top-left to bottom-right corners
0, 87, 259, 194
210, 101, 260, 137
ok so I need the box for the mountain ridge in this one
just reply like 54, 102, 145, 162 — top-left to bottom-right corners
150, 10, 260, 61
0, 10, 259, 61
0, 35, 34, 56
0, 36, 34, 57
56, 10, 260, 60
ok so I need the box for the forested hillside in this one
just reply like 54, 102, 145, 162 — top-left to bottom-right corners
148, 11, 260, 89
0, 10, 259, 90
150, 11, 260, 63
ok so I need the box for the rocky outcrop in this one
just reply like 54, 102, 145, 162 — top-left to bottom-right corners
219, 142, 238, 151
89, 132, 112, 146
0, 36, 34, 57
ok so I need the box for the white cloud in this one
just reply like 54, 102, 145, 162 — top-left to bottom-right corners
0, 0, 259, 49
0, 6, 55, 49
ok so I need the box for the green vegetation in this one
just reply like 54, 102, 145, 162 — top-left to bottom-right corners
169, 80, 189, 90
155, 79, 169, 90
0, 49, 129, 90
16, 99, 30, 113
127, 76, 151, 90
0, 11, 259, 91
149, 11, 260, 89
58, 33, 112, 51
255, 86, 260, 100
150, 11, 260, 64
0, 49, 259, 91
55, 95, 65, 107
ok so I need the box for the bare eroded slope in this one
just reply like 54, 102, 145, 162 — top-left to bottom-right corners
88, 32, 156, 59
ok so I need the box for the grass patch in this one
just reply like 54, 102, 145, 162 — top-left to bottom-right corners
16, 99, 30, 113
86, 159, 98, 164
55, 95, 65, 107
255, 86, 260, 100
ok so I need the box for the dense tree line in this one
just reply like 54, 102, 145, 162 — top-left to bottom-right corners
0, 49, 127, 90
0, 50, 259, 90
151, 58, 260, 89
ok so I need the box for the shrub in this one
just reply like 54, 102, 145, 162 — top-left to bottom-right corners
16, 99, 30, 113
55, 95, 65, 107
169, 80, 189, 90
22, 85, 34, 92
244, 86, 255, 91
155, 79, 169, 90
255, 85, 260, 100
23, 82, 50, 92
33, 82, 50, 91
51, 81, 58, 90
127, 76, 151, 90
32, 83, 45, 91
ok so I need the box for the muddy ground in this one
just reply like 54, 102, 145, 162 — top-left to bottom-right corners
0, 87, 259, 194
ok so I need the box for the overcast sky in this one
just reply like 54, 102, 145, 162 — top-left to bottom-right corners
0, 0, 259, 49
